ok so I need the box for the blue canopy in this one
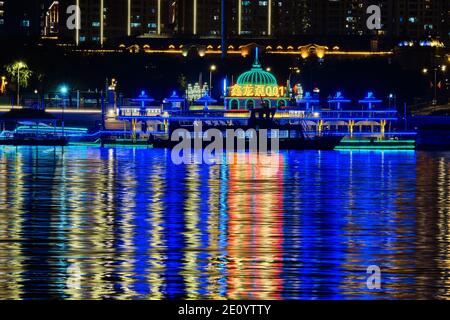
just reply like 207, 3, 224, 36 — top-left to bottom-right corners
359, 92, 382, 103
297, 92, 320, 104
328, 91, 351, 103
195, 94, 217, 105
359, 92, 382, 109
328, 91, 351, 110
164, 91, 185, 103
131, 90, 155, 103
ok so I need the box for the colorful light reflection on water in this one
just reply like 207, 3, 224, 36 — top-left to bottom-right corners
0, 147, 449, 300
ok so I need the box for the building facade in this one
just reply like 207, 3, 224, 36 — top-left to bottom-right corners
392, 0, 448, 39
0, 0, 44, 38
43, 1, 59, 37
0, 1, 4, 31
52, 0, 449, 45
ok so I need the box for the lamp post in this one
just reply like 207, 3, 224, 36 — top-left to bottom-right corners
423, 65, 447, 106
17, 66, 20, 106
34, 89, 39, 109
433, 68, 437, 106
388, 93, 396, 109
60, 85, 68, 137
209, 65, 216, 96
16, 62, 25, 107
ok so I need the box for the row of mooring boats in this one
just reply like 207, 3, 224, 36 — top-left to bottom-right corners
1, 106, 344, 150
103, 107, 344, 150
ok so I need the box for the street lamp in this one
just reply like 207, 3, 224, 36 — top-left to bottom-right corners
33, 89, 40, 109
388, 93, 396, 109
423, 66, 447, 105
60, 85, 69, 136
209, 65, 217, 96
16, 61, 26, 107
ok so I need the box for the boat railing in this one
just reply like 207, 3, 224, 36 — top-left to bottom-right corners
116, 107, 398, 120
118, 106, 162, 117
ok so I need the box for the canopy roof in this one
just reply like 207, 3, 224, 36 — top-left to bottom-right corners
297, 92, 319, 103
164, 91, 185, 103
195, 94, 217, 105
359, 92, 382, 104
328, 91, 351, 103
131, 90, 155, 103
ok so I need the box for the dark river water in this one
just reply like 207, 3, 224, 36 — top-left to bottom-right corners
0, 146, 449, 300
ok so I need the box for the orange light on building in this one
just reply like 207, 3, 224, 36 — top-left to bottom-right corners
300, 49, 309, 59
316, 48, 325, 59
0, 76, 7, 94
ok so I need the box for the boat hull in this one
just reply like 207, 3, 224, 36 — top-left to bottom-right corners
152, 135, 343, 151
0, 138, 68, 146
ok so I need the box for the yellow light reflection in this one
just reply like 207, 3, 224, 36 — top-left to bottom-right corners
0, 150, 25, 299
227, 153, 284, 299
147, 163, 166, 299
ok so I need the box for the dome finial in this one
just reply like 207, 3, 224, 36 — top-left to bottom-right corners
253, 47, 261, 68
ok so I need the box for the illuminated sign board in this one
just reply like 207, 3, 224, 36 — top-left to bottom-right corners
230, 85, 286, 98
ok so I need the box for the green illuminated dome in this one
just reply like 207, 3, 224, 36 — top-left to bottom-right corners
236, 53, 278, 86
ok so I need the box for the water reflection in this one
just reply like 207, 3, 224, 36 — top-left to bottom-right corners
0, 146, 449, 300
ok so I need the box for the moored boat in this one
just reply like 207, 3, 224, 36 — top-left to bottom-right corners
0, 135, 68, 146
151, 107, 343, 151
